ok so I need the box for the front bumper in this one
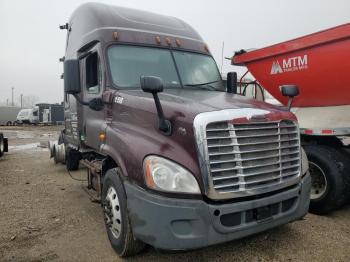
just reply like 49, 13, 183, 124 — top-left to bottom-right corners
125, 174, 311, 250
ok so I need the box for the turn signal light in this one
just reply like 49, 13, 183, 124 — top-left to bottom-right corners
99, 133, 106, 141
144, 159, 155, 188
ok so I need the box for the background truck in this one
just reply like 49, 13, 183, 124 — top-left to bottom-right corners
0, 133, 8, 158
232, 22, 350, 215
15, 104, 64, 125
16, 107, 39, 124
51, 3, 310, 257
0, 106, 21, 125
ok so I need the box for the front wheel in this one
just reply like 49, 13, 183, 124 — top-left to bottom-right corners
102, 168, 145, 257
305, 145, 350, 215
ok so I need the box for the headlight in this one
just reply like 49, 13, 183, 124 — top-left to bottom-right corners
143, 155, 201, 194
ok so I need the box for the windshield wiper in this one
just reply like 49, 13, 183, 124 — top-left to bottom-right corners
184, 80, 219, 90
184, 80, 219, 87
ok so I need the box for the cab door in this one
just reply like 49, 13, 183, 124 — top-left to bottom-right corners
80, 44, 105, 150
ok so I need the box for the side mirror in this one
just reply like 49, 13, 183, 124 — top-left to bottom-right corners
140, 76, 164, 93
64, 59, 81, 94
140, 76, 171, 135
280, 85, 299, 110
226, 72, 237, 94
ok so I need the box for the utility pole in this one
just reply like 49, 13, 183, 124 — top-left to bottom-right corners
11, 87, 14, 106
6, 99, 8, 106
20, 94, 23, 108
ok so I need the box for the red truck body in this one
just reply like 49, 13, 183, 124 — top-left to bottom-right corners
233, 23, 350, 107
232, 23, 350, 216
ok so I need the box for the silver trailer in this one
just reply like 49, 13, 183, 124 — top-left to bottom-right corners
0, 106, 22, 125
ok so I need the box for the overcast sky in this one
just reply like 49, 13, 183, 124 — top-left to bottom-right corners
0, 0, 349, 105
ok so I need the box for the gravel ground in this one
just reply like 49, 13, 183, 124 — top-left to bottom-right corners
0, 126, 349, 262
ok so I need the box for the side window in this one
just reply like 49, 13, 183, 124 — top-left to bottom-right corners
85, 52, 100, 94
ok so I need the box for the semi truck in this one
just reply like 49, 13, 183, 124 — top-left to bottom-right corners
16, 107, 39, 124
232, 23, 350, 215
52, 3, 310, 257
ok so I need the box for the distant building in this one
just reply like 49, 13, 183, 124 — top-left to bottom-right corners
35, 103, 64, 124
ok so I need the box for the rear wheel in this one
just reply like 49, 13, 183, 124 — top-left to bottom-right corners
65, 147, 81, 170
102, 168, 145, 257
305, 145, 350, 214
309, 161, 328, 200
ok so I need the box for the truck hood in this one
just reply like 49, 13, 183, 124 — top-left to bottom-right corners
159, 88, 287, 115
119, 88, 295, 122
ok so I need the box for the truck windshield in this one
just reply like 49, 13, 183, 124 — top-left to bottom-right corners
18, 110, 30, 117
172, 51, 223, 91
107, 45, 224, 91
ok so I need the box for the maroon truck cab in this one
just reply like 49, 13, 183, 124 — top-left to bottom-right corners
54, 3, 311, 257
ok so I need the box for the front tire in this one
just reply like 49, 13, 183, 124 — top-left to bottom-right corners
102, 168, 145, 257
305, 145, 350, 215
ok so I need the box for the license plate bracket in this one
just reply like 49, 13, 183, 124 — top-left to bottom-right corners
254, 206, 272, 221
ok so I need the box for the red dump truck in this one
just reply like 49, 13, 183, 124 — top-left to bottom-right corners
233, 23, 350, 214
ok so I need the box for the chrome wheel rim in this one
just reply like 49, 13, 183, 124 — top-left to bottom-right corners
309, 161, 327, 200
104, 186, 122, 238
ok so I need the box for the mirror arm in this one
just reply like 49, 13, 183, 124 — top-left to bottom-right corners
279, 85, 299, 111
72, 94, 104, 111
287, 97, 294, 110
152, 93, 171, 135
140, 75, 171, 135
73, 94, 90, 106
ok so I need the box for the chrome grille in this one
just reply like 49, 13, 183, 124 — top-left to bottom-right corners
206, 120, 300, 193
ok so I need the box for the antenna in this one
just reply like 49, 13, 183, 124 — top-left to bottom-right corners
220, 41, 225, 75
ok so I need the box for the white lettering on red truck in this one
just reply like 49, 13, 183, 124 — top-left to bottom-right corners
270, 54, 308, 74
